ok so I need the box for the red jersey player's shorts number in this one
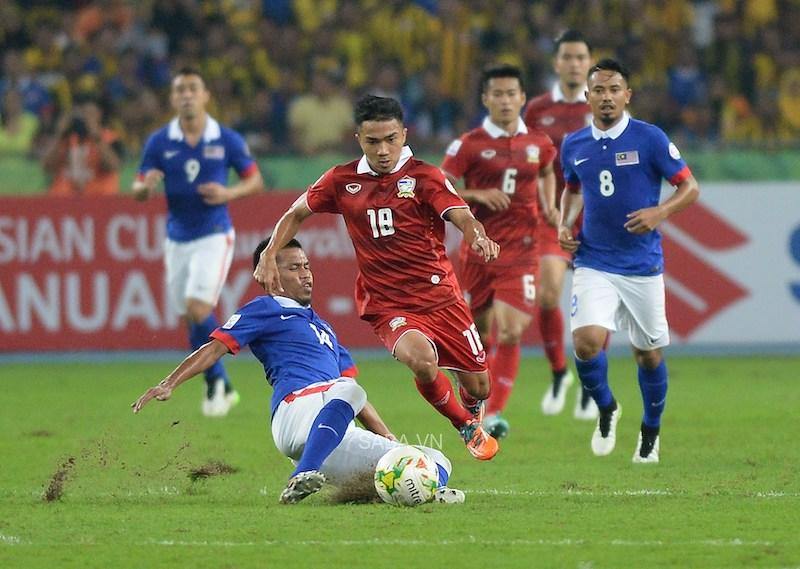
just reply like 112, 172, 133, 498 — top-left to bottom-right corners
523, 274, 536, 302
599, 169, 615, 197
367, 208, 395, 238
502, 168, 518, 195
462, 323, 484, 356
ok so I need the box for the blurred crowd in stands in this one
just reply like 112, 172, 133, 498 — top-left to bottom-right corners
1, 0, 799, 175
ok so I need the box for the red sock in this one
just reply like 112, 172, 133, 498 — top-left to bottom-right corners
487, 343, 520, 415
538, 306, 567, 372
415, 372, 472, 428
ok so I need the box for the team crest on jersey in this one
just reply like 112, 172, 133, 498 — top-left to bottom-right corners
540, 116, 555, 126
480, 149, 497, 160
222, 314, 241, 329
345, 183, 362, 194
388, 316, 407, 331
526, 145, 540, 163
615, 151, 640, 166
203, 145, 225, 159
396, 176, 416, 198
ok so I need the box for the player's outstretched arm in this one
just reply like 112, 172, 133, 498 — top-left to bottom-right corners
198, 169, 265, 205
624, 173, 700, 234
132, 340, 229, 413
446, 207, 500, 262
357, 401, 397, 441
254, 193, 314, 293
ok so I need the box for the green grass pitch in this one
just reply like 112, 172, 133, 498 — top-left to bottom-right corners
1, 355, 798, 568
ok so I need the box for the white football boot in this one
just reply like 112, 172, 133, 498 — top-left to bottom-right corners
280, 471, 326, 504
433, 487, 465, 504
202, 379, 232, 417
541, 370, 574, 415
632, 426, 660, 464
591, 402, 621, 456
574, 386, 599, 420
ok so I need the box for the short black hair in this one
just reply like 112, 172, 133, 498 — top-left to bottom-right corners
588, 58, 630, 84
253, 237, 303, 271
480, 63, 525, 93
354, 94, 403, 126
173, 66, 206, 84
554, 29, 591, 54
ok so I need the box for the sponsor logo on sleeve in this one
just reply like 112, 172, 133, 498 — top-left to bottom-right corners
396, 176, 416, 198
444, 177, 458, 195
222, 314, 241, 329
668, 142, 681, 160
445, 139, 462, 156
615, 151, 640, 166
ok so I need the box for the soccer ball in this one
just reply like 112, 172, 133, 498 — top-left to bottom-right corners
374, 445, 439, 506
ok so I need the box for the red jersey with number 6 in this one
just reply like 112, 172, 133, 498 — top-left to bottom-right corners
441, 118, 556, 267
305, 147, 470, 318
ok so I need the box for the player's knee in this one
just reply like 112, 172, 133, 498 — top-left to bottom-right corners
337, 381, 367, 414
537, 287, 560, 309
396, 342, 438, 381
496, 326, 523, 345
461, 373, 491, 399
573, 335, 602, 361
635, 349, 662, 369
185, 300, 212, 323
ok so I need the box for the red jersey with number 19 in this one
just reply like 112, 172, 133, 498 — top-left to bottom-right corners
305, 147, 470, 318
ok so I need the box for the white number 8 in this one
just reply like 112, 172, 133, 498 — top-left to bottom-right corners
599, 169, 615, 197
185, 159, 200, 183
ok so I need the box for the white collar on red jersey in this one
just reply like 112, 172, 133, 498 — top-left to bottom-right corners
482, 116, 527, 138
552, 82, 588, 103
273, 296, 311, 309
168, 115, 221, 142
357, 145, 414, 175
591, 111, 630, 140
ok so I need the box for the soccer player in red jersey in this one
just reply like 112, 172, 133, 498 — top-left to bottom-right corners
523, 30, 599, 421
441, 64, 556, 439
253, 95, 501, 461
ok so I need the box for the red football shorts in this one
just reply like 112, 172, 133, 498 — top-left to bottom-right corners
365, 300, 487, 373
459, 259, 538, 317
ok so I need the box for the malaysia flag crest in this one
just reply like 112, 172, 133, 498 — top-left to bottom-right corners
615, 151, 639, 166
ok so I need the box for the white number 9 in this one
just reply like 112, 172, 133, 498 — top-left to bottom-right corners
184, 159, 200, 183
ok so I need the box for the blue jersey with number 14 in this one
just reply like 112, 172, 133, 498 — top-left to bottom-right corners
210, 295, 357, 416
560, 115, 691, 275
137, 116, 256, 242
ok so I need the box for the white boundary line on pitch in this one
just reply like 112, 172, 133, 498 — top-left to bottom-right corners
1, 537, 780, 547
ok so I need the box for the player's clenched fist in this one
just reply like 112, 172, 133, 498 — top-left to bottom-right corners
558, 225, 580, 253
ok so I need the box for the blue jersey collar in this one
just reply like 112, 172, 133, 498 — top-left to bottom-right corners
273, 296, 311, 309
591, 112, 630, 140
168, 115, 222, 142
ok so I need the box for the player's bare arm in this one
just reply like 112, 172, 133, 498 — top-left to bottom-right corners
538, 162, 559, 226
558, 186, 583, 252
446, 207, 500, 262
445, 171, 511, 212
624, 173, 700, 234
132, 339, 230, 413
254, 192, 314, 292
132, 169, 164, 201
198, 169, 265, 205
356, 400, 397, 441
